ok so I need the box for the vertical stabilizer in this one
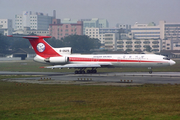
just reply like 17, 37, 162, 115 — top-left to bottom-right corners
8, 35, 61, 58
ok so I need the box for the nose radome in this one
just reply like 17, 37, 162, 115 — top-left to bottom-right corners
170, 60, 176, 66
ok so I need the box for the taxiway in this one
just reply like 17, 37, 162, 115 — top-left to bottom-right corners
1, 71, 180, 86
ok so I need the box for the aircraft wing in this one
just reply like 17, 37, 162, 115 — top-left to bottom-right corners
41, 62, 112, 69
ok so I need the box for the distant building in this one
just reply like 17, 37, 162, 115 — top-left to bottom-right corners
85, 27, 124, 44
0, 19, 13, 35
160, 21, 180, 50
15, 11, 55, 30
131, 21, 180, 51
104, 33, 120, 51
103, 32, 161, 52
160, 21, 180, 40
61, 18, 79, 24
49, 19, 83, 39
85, 28, 104, 44
82, 18, 109, 34
13, 27, 49, 36
116, 38, 161, 52
131, 22, 160, 39
59, 18, 109, 35
116, 24, 131, 33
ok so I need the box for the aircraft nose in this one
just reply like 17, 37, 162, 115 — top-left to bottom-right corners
170, 60, 176, 66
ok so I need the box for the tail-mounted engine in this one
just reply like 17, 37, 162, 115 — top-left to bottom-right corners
44, 56, 69, 64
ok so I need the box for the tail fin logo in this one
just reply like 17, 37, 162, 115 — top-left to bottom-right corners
37, 43, 46, 52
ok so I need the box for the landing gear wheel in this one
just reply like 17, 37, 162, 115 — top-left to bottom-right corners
79, 71, 82, 74
148, 67, 152, 74
75, 70, 78, 74
82, 70, 85, 74
87, 70, 90, 73
86, 69, 97, 74
93, 70, 97, 73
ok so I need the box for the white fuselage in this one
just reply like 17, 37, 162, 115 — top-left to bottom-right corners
8, 35, 176, 73
34, 54, 175, 68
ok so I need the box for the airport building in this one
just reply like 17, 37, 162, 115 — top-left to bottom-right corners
49, 19, 83, 40
15, 11, 54, 30
0, 19, 13, 35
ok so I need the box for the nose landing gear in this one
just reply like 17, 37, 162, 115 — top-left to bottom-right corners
148, 67, 152, 74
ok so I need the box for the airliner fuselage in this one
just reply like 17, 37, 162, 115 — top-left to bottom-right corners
8, 35, 176, 74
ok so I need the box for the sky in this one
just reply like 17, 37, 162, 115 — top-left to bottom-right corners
0, 0, 180, 27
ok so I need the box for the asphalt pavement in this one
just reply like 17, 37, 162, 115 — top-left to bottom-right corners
1, 71, 180, 86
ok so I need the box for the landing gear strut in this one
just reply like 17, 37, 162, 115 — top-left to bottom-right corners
148, 67, 152, 74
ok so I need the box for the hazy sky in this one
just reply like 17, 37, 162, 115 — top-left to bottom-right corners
1, 0, 180, 27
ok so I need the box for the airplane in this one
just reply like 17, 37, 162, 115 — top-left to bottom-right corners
8, 35, 176, 74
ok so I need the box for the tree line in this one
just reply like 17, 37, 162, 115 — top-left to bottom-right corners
0, 33, 101, 56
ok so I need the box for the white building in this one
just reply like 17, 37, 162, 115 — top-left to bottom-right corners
82, 18, 109, 34
116, 24, 131, 33
15, 11, 54, 30
85, 27, 124, 44
131, 21, 180, 51
0, 19, 13, 35
103, 32, 161, 52
117, 39, 161, 52
85, 28, 104, 44
160, 21, 180, 50
131, 22, 160, 39
87, 21, 180, 52
160, 21, 180, 40
104, 33, 119, 51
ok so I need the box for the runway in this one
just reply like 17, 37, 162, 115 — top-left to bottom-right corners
1, 71, 180, 86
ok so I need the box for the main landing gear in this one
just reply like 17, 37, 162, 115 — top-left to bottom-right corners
74, 68, 97, 74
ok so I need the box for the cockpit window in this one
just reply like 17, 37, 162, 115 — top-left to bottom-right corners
163, 57, 170, 60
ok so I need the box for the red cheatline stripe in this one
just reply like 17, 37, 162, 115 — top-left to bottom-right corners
69, 57, 167, 63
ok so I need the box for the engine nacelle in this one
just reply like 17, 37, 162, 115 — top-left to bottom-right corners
44, 56, 69, 64
54, 47, 72, 55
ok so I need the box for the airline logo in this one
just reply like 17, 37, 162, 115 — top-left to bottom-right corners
24, 11, 28, 15
37, 43, 45, 52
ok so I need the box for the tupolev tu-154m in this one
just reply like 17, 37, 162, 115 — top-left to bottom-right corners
8, 35, 176, 74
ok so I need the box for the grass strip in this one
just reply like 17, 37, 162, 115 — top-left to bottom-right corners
0, 81, 180, 119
